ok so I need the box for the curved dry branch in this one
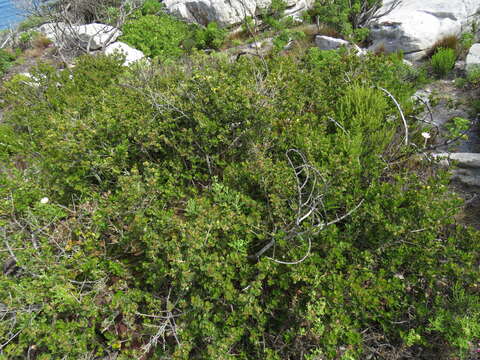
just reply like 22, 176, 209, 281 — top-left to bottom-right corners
379, 87, 409, 146
251, 149, 364, 264
267, 235, 311, 265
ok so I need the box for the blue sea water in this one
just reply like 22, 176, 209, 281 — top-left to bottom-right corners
0, 0, 24, 30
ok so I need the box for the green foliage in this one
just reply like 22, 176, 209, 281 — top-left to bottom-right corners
270, 0, 288, 16
445, 116, 470, 140
460, 32, 475, 55
467, 67, 480, 87
121, 13, 190, 59
262, 0, 290, 31
0, 49, 479, 359
192, 22, 227, 50
272, 29, 305, 51
308, 0, 381, 41
242, 16, 256, 34
18, 30, 40, 49
141, 0, 163, 15
121, 9, 226, 59
430, 47, 456, 76
0, 49, 16, 76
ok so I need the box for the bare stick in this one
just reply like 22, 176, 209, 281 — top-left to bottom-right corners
379, 87, 409, 146
267, 236, 311, 265
251, 149, 364, 263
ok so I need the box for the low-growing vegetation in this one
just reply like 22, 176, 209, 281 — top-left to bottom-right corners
0, 49, 16, 76
0, 1, 479, 359
306, 0, 395, 42
0, 45, 479, 359
120, 2, 227, 60
430, 47, 456, 77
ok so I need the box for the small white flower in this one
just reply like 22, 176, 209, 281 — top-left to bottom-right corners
40, 197, 49, 204
394, 273, 405, 280
421, 132, 431, 139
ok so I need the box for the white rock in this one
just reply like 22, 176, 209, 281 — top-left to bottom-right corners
37, 22, 65, 43
369, 0, 480, 60
250, 41, 263, 49
314, 35, 349, 50
163, 0, 313, 27
433, 152, 480, 169
74, 23, 121, 50
38, 22, 121, 51
314, 36, 367, 56
466, 43, 480, 73
433, 152, 480, 188
105, 41, 146, 66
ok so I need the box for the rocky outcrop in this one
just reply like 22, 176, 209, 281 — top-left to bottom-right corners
315, 35, 349, 50
369, 0, 480, 60
38, 23, 121, 51
37, 23, 145, 66
163, 0, 313, 27
314, 35, 367, 56
105, 41, 146, 66
466, 43, 480, 73
433, 152, 480, 188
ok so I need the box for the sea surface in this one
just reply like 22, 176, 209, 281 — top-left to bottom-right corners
0, 0, 24, 30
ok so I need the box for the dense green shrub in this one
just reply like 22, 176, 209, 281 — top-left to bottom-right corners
121, 13, 190, 59
0, 49, 16, 76
141, 0, 163, 15
460, 32, 475, 52
262, 0, 289, 31
192, 22, 227, 50
272, 29, 306, 51
431, 47, 456, 76
121, 9, 226, 59
445, 116, 470, 140
307, 0, 382, 41
467, 66, 480, 87
0, 49, 479, 359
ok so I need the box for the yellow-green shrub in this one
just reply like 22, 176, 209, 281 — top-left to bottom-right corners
431, 47, 456, 76
0, 50, 479, 359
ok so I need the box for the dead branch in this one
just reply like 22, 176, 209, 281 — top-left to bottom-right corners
16, 0, 142, 59
137, 288, 182, 355
251, 149, 364, 264
357, 0, 402, 28
379, 87, 409, 146
413, 94, 440, 137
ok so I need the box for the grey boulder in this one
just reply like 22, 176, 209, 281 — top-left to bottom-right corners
315, 35, 349, 50
466, 43, 480, 73
163, 0, 313, 27
38, 23, 121, 51
105, 41, 146, 66
369, 0, 480, 60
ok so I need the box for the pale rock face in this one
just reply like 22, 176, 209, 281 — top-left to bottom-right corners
369, 0, 480, 60
38, 23, 121, 51
466, 43, 480, 73
433, 152, 480, 188
163, 0, 313, 27
314, 36, 367, 56
74, 23, 122, 50
105, 41, 146, 66
315, 35, 349, 50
